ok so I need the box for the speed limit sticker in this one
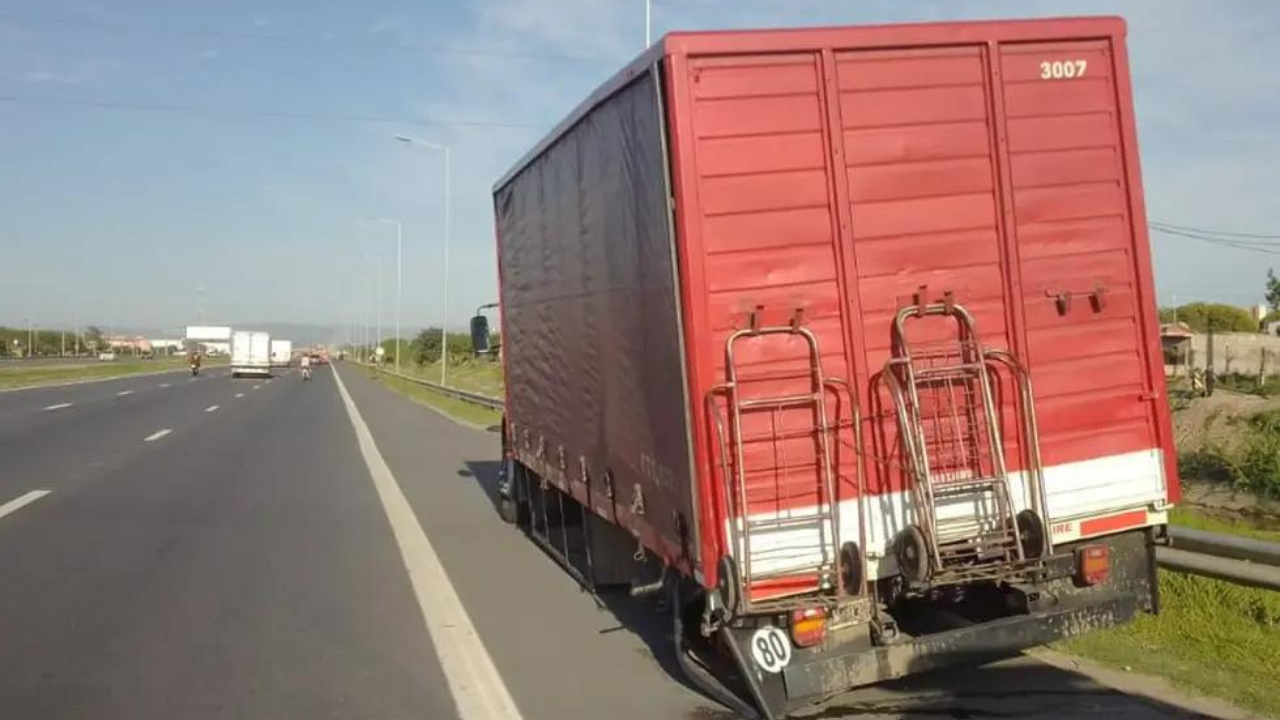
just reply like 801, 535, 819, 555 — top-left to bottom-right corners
749, 626, 792, 674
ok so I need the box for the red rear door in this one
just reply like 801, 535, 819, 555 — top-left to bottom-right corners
998, 40, 1170, 520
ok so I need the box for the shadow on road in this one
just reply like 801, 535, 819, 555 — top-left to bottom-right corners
458, 460, 1223, 720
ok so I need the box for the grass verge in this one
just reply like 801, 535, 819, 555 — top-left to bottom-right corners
372, 367, 502, 429
1056, 508, 1280, 717
0, 357, 225, 390
395, 359, 504, 397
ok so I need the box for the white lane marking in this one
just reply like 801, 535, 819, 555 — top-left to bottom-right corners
253, 385, 261, 390
205, 405, 219, 413
115, 389, 134, 396
159, 383, 172, 388
43, 402, 73, 411
0, 490, 50, 520
331, 366, 524, 720
234, 393, 245, 398
188, 378, 198, 383
265, 379, 272, 384
143, 429, 172, 442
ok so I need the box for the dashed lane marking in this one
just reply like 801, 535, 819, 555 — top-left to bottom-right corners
0, 490, 50, 520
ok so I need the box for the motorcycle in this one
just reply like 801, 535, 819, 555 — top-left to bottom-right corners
301, 366, 312, 381
190, 363, 200, 376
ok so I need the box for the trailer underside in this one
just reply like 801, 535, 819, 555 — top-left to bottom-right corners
498, 456, 1160, 719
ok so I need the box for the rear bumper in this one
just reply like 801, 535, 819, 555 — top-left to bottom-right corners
781, 591, 1139, 701
232, 366, 272, 376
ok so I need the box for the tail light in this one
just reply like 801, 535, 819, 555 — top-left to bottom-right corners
790, 607, 828, 647
1076, 545, 1111, 586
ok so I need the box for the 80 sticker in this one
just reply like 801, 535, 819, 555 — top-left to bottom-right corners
749, 626, 792, 674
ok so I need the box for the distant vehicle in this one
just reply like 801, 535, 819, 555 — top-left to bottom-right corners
230, 331, 272, 379
269, 339, 293, 368
97, 351, 117, 362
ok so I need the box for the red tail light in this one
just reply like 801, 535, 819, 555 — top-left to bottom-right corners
790, 607, 828, 647
1076, 545, 1111, 586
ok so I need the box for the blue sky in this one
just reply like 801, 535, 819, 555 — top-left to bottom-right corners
2, 0, 1278, 336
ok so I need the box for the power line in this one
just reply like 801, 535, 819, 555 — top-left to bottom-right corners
1150, 225, 1280, 255
1151, 220, 1280, 241
0, 11, 613, 63
0, 94, 543, 130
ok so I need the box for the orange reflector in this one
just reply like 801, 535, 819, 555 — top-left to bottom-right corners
790, 607, 828, 647
1076, 544, 1111, 586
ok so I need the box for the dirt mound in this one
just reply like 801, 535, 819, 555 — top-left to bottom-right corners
1172, 389, 1280, 451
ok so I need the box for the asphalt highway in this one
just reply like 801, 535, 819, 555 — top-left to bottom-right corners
0, 362, 1241, 720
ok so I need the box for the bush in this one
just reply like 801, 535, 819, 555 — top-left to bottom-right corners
1172, 303, 1259, 333
1231, 411, 1280, 499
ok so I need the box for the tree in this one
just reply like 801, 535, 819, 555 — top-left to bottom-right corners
1169, 303, 1257, 333
1268, 269, 1280, 314
83, 325, 104, 350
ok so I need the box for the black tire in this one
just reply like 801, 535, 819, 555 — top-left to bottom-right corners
895, 525, 931, 584
1016, 509, 1048, 560
497, 458, 529, 526
840, 541, 864, 595
716, 555, 741, 621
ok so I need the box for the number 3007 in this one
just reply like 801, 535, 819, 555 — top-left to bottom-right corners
1039, 59, 1087, 79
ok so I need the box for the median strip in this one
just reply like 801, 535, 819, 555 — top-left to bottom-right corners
143, 429, 172, 442
0, 490, 50, 520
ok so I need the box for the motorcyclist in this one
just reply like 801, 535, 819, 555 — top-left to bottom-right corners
188, 350, 202, 375
299, 352, 312, 380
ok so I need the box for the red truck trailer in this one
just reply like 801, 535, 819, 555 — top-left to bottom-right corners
487, 16, 1175, 718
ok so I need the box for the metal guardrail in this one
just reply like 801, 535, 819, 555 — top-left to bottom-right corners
356, 357, 1280, 590
1159, 526, 1280, 591
358, 361, 504, 410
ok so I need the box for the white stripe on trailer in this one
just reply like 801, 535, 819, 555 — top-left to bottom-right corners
727, 448, 1169, 580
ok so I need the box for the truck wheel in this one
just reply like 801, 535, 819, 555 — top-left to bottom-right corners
498, 494, 520, 524
840, 541, 863, 594
716, 555, 741, 621
496, 457, 529, 526
1016, 509, 1048, 559
895, 525, 930, 584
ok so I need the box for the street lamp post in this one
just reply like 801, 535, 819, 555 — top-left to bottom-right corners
645, 0, 651, 46
368, 218, 403, 373
393, 134, 452, 387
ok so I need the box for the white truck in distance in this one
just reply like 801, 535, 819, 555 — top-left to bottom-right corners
231, 331, 272, 378
270, 339, 293, 368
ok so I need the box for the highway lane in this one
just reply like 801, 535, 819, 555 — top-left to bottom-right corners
0, 364, 234, 423
0, 362, 1239, 720
0, 364, 458, 720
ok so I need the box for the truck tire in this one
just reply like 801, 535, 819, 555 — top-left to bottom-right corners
1016, 509, 1048, 559
895, 525, 930, 584
497, 457, 529, 526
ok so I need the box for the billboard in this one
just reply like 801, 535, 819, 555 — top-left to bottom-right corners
186, 325, 232, 341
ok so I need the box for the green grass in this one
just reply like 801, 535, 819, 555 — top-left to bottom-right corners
1057, 509, 1280, 716
373, 369, 502, 429
1169, 507, 1280, 541
0, 356, 225, 390
396, 359, 503, 397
